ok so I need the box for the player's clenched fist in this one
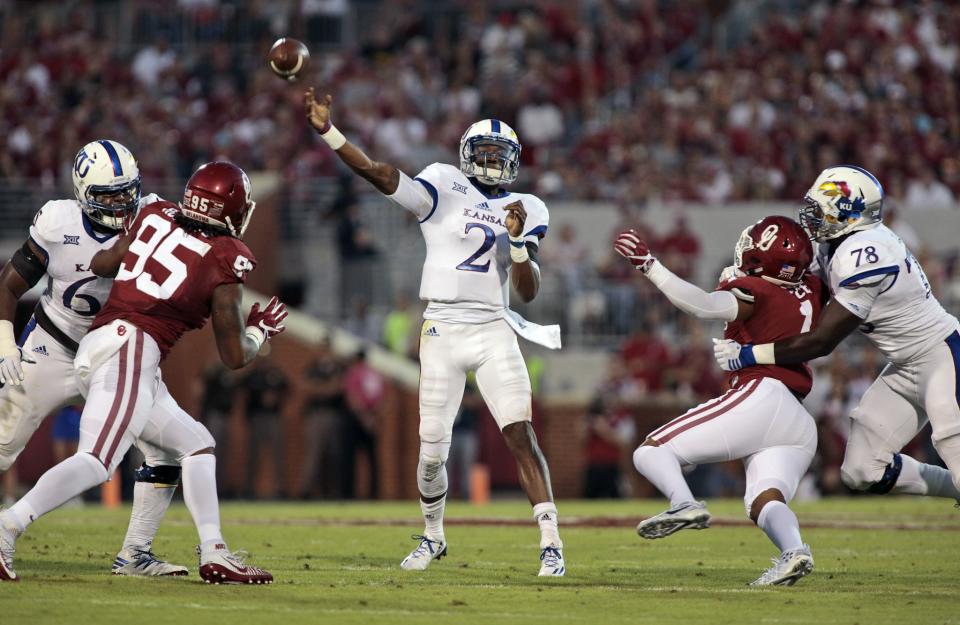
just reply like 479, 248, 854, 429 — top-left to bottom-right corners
304, 88, 333, 134
504, 200, 527, 238
613, 229, 656, 273
245, 296, 289, 348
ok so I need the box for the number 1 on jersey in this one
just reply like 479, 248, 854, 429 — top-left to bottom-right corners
799, 299, 813, 333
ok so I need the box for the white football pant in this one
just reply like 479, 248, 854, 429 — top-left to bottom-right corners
648, 377, 817, 514
75, 321, 213, 474
418, 319, 531, 451
841, 333, 960, 490
0, 320, 183, 473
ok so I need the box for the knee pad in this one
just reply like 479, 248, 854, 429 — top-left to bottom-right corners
134, 463, 182, 486
841, 453, 901, 494
419, 417, 452, 451
80, 452, 111, 484
417, 452, 448, 498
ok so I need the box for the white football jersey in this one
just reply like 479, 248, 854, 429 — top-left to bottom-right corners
28, 194, 160, 345
816, 223, 959, 364
399, 163, 549, 323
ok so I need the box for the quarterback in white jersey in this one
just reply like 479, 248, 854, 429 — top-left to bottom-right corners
0, 140, 188, 576
305, 89, 565, 576
715, 165, 960, 501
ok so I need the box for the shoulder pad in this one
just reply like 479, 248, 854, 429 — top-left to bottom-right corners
719, 275, 769, 303
513, 193, 549, 239
31, 199, 80, 240
415, 162, 458, 186
831, 234, 901, 289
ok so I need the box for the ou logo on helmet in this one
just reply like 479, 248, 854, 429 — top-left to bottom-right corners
756, 224, 780, 251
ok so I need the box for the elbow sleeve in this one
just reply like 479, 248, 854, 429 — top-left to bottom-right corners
11, 240, 47, 287
646, 261, 740, 321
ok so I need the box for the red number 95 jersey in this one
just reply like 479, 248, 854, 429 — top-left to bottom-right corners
91, 201, 257, 358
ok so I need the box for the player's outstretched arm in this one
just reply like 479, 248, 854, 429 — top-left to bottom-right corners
211, 284, 288, 369
91, 231, 136, 278
715, 299, 861, 371
304, 89, 401, 195
613, 230, 750, 321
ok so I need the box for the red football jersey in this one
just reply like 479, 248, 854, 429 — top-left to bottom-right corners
92, 201, 256, 358
717, 274, 826, 398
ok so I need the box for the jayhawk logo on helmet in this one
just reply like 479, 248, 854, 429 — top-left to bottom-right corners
801, 165, 883, 241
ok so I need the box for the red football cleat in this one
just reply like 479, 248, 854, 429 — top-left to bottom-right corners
198, 545, 272, 585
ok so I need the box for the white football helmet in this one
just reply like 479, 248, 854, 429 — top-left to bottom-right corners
459, 119, 521, 186
800, 165, 883, 241
72, 140, 141, 231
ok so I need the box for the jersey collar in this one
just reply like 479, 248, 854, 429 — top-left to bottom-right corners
468, 177, 510, 200
82, 212, 119, 243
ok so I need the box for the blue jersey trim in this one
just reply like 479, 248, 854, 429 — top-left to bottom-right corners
81, 212, 118, 243
524, 224, 548, 239
415, 177, 439, 223
98, 140, 123, 176
17, 316, 37, 348
946, 330, 960, 410
838, 265, 899, 288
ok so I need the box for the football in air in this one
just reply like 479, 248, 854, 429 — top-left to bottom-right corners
268, 37, 309, 81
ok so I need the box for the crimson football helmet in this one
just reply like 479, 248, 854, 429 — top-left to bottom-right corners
733, 216, 813, 285
179, 162, 255, 238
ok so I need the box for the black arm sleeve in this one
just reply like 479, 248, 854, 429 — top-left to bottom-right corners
11, 240, 47, 287
527, 242, 540, 266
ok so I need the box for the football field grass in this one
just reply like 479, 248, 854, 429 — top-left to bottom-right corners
4, 497, 959, 625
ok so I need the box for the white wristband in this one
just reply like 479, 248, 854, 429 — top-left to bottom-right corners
0, 320, 16, 355
320, 124, 347, 150
244, 326, 265, 351
752, 343, 776, 365
509, 237, 529, 263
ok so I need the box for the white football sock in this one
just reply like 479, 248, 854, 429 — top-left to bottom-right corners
420, 496, 446, 542
632, 445, 695, 507
121, 481, 177, 552
533, 502, 562, 549
181, 454, 225, 552
7, 453, 107, 531
756, 500, 803, 553
891, 454, 960, 498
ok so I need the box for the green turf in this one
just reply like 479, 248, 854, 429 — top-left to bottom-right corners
4, 498, 959, 625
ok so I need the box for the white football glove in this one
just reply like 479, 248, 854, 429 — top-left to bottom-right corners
0, 320, 33, 386
712, 338, 756, 372
718, 264, 745, 284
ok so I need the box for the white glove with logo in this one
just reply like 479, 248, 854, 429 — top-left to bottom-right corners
713, 338, 755, 372
0, 320, 33, 386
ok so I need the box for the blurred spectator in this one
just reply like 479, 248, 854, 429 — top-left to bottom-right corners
658, 216, 701, 279
199, 362, 239, 491
241, 355, 289, 498
904, 168, 956, 211
298, 339, 347, 499
382, 293, 418, 357
342, 349, 386, 498
581, 397, 636, 498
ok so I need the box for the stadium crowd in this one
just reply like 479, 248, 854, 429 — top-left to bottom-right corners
3, 1, 960, 207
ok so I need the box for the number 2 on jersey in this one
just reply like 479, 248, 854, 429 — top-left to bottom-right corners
456, 222, 496, 273
116, 213, 211, 300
